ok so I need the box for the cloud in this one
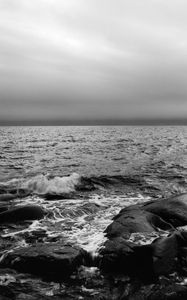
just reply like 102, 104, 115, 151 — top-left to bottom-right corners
0, 0, 187, 122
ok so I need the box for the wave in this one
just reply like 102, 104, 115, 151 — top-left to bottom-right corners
1, 173, 146, 197
22, 173, 81, 195
0, 173, 157, 196
1, 171, 185, 199
22, 174, 147, 195
80, 174, 146, 188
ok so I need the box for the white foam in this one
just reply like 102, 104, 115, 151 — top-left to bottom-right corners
59, 193, 150, 256
0, 178, 20, 187
3, 192, 150, 257
1, 220, 47, 238
22, 172, 81, 195
0, 274, 16, 286
180, 278, 187, 285
128, 232, 168, 245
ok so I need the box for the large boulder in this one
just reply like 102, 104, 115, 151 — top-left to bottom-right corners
0, 205, 46, 224
100, 232, 181, 280
152, 233, 179, 276
105, 206, 173, 238
100, 235, 154, 281
100, 193, 187, 280
1, 243, 87, 281
142, 193, 187, 227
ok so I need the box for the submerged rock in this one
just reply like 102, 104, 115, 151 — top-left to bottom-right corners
1, 243, 87, 281
0, 205, 46, 224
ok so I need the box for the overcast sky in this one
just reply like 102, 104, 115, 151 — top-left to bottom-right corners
0, 0, 187, 124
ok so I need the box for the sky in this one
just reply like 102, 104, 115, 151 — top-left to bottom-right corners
0, 0, 187, 124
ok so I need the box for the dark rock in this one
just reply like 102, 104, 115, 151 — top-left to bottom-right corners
0, 205, 46, 224
101, 193, 187, 282
0, 286, 16, 300
119, 280, 187, 300
100, 236, 155, 281
152, 233, 178, 276
0, 188, 7, 194
106, 207, 155, 237
0, 206, 8, 213
105, 206, 173, 238
44, 193, 73, 200
177, 231, 187, 246
0, 194, 17, 202
142, 193, 187, 227
101, 233, 180, 279
1, 243, 87, 281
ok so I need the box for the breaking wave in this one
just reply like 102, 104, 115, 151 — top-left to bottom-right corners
21, 173, 81, 195
1, 170, 186, 199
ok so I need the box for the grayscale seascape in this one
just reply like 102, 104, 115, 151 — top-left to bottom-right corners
1, 0, 187, 299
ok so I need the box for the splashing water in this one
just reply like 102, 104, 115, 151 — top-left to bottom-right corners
2, 193, 150, 257
21, 173, 81, 195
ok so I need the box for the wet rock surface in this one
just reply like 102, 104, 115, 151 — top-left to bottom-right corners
101, 194, 187, 276
1, 243, 88, 281
100, 193, 187, 299
142, 193, 187, 227
1, 194, 187, 299
0, 194, 18, 202
0, 205, 46, 224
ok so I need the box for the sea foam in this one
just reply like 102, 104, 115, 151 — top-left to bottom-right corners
22, 172, 81, 195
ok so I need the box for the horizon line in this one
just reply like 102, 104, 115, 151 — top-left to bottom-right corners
0, 118, 187, 126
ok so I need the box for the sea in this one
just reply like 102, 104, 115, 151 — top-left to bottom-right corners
0, 126, 187, 256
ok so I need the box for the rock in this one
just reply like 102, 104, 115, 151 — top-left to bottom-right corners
79, 203, 101, 214
101, 233, 180, 279
0, 194, 17, 202
0, 205, 46, 224
1, 243, 87, 281
142, 193, 187, 227
106, 207, 154, 237
101, 193, 187, 281
119, 280, 187, 300
44, 193, 72, 200
0, 285, 15, 299
0, 206, 8, 213
105, 206, 173, 238
100, 236, 154, 281
152, 233, 179, 276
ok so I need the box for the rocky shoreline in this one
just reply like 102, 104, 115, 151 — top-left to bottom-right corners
1, 193, 187, 299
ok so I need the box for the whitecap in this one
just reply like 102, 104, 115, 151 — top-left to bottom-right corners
22, 172, 81, 195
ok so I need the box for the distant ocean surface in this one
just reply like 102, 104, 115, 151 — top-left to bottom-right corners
0, 126, 187, 181
0, 126, 187, 254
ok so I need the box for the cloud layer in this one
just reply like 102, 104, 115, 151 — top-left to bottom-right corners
0, 0, 187, 123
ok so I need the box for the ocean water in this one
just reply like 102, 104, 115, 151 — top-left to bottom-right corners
0, 126, 187, 255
